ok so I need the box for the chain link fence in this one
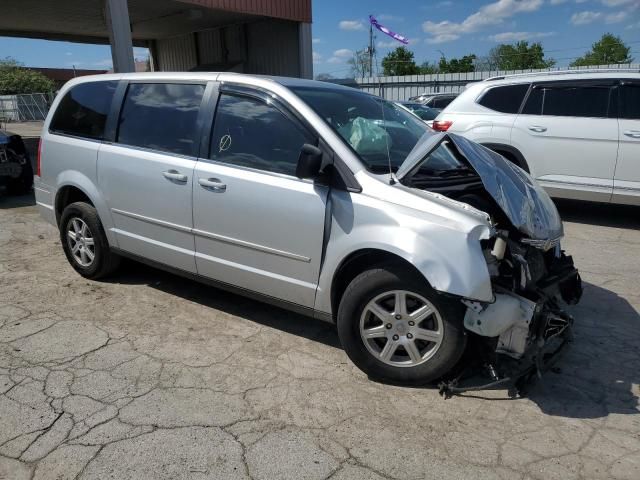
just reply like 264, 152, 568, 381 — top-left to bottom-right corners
0, 93, 54, 124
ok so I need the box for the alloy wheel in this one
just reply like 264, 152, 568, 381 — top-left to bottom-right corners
66, 217, 96, 267
359, 290, 444, 367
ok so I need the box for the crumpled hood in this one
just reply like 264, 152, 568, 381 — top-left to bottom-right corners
396, 132, 563, 241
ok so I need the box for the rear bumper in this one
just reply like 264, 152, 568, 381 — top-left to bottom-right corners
34, 178, 57, 227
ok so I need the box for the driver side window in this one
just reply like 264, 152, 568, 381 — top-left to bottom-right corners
209, 93, 310, 176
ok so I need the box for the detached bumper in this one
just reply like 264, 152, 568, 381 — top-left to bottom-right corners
439, 321, 573, 398
441, 254, 582, 398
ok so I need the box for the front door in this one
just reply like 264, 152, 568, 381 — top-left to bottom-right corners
511, 80, 618, 202
98, 82, 206, 273
193, 89, 328, 307
613, 81, 640, 205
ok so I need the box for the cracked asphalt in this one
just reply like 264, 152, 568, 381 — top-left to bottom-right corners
0, 193, 639, 480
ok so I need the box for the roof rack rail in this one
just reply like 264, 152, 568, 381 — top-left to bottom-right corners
485, 67, 640, 82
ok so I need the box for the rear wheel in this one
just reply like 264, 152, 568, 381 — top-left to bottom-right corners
59, 202, 120, 279
337, 265, 467, 385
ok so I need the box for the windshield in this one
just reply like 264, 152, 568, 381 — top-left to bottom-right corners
290, 86, 429, 172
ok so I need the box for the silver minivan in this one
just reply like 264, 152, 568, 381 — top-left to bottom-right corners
35, 73, 582, 388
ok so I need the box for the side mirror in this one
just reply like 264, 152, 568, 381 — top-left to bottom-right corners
296, 144, 323, 180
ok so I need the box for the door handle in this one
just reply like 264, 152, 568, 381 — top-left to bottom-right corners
198, 177, 227, 192
528, 125, 547, 133
162, 170, 188, 182
623, 130, 640, 139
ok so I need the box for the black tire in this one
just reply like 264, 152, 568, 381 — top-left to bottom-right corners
337, 265, 467, 386
7, 161, 33, 195
59, 201, 120, 279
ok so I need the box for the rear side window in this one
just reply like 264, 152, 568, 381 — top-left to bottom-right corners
50, 81, 117, 140
117, 83, 205, 156
208, 93, 310, 176
522, 84, 612, 118
478, 85, 529, 114
620, 84, 640, 120
431, 96, 455, 109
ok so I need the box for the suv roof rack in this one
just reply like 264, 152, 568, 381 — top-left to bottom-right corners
485, 68, 640, 82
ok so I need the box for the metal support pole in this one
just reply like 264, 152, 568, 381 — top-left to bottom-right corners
298, 22, 313, 79
368, 23, 374, 77
105, 0, 135, 73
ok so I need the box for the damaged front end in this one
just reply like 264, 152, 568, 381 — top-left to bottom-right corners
452, 233, 583, 396
396, 132, 583, 396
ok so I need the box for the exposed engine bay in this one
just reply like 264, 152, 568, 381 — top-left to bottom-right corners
398, 133, 583, 396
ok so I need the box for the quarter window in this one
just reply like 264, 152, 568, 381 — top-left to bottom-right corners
117, 83, 205, 156
522, 83, 612, 118
478, 85, 529, 114
620, 84, 640, 120
50, 81, 117, 140
208, 93, 310, 176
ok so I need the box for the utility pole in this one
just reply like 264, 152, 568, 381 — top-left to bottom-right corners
368, 21, 374, 77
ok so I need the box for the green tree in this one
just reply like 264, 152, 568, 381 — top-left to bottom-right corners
419, 61, 438, 75
438, 54, 476, 73
315, 72, 334, 81
381, 47, 419, 76
488, 41, 556, 70
0, 57, 55, 95
571, 33, 633, 67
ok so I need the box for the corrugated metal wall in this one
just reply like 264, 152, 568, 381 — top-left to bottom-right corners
356, 63, 640, 101
196, 25, 245, 65
245, 20, 299, 77
156, 34, 197, 71
178, 0, 311, 23
197, 29, 225, 65
155, 19, 301, 77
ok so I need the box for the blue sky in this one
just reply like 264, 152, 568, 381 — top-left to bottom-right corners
312, 0, 640, 76
0, 0, 638, 76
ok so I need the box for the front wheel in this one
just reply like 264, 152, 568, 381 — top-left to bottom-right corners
337, 265, 467, 385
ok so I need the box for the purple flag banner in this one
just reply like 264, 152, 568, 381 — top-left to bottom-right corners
369, 15, 409, 45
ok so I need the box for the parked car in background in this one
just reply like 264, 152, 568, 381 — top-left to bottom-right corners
409, 92, 458, 109
35, 73, 581, 387
433, 70, 640, 205
0, 129, 33, 195
395, 101, 441, 127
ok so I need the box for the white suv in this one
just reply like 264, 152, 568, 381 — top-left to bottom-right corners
434, 70, 640, 205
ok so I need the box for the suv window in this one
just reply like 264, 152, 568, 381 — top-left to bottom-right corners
478, 84, 529, 114
620, 83, 640, 120
431, 96, 455, 109
522, 83, 612, 118
50, 81, 117, 140
208, 93, 310, 176
117, 83, 205, 156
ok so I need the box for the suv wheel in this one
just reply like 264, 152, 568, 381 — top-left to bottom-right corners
337, 265, 466, 385
59, 202, 120, 279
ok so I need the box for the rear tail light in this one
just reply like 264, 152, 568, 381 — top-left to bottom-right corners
432, 120, 453, 132
36, 138, 42, 177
